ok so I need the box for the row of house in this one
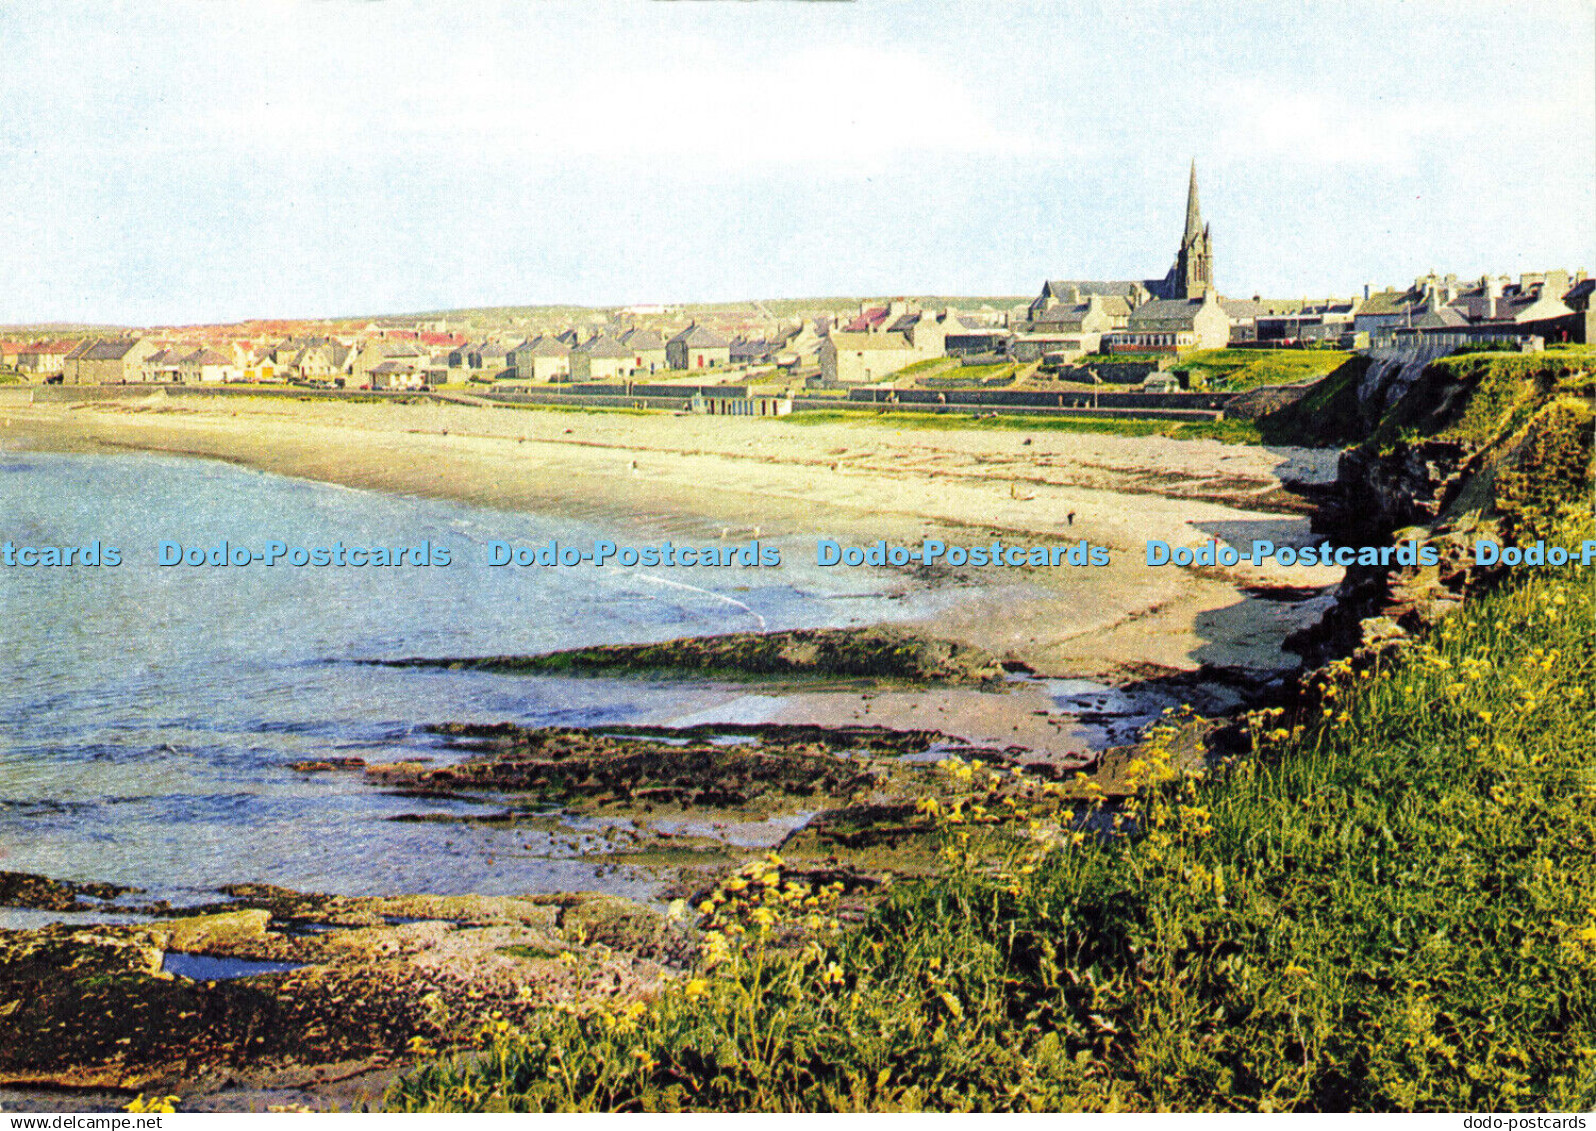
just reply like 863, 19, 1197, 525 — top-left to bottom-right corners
1352, 270, 1591, 343
1000, 268, 1590, 368
4, 321, 751, 389
817, 302, 966, 384
503, 324, 740, 383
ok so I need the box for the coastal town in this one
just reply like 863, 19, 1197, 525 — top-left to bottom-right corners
4, 165, 1589, 411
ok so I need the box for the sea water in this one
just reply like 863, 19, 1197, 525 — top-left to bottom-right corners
0, 450, 935, 905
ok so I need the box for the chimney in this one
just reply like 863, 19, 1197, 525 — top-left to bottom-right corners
1363, 283, 1370, 301
1485, 276, 1503, 320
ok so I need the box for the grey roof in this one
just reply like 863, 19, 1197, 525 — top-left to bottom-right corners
621, 328, 667, 351
523, 335, 571, 357
1044, 280, 1145, 300
668, 324, 730, 348
1031, 303, 1089, 327
1357, 290, 1423, 317
730, 338, 775, 358
575, 333, 632, 359
184, 349, 233, 366
81, 339, 141, 361
1410, 305, 1470, 329
1126, 298, 1206, 330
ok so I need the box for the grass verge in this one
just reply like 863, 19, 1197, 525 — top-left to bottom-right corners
1172, 349, 1352, 392
783, 409, 1263, 444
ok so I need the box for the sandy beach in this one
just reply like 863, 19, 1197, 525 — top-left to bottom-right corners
1, 391, 1340, 685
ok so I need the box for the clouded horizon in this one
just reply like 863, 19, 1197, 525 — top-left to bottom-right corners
1, 0, 1591, 325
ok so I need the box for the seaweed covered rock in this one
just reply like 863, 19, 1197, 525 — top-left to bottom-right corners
377, 626, 1006, 685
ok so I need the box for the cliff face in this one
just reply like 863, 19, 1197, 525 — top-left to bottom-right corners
1328, 440, 1479, 539
1288, 347, 1594, 667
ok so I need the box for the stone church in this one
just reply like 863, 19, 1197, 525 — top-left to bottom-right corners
1023, 162, 1230, 355
1153, 160, 1214, 301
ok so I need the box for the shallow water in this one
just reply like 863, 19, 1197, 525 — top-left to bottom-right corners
161, 951, 304, 980
0, 450, 939, 907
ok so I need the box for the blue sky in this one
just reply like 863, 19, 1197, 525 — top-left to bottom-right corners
0, 0, 1591, 324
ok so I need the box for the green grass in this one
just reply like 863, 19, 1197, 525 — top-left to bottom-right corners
890, 358, 954, 377
498, 945, 563, 961
782, 409, 1261, 444
1367, 349, 1596, 452
924, 363, 1015, 383
1172, 349, 1352, 392
1098, 352, 1168, 365
384, 536, 1596, 1112
1253, 359, 1368, 448
497, 402, 658, 417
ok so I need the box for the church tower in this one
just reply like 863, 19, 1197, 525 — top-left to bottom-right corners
1164, 160, 1213, 299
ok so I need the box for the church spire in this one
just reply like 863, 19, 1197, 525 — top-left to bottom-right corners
1184, 158, 1202, 242
1160, 159, 1214, 300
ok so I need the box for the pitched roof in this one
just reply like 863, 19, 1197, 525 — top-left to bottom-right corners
843, 307, 891, 332
523, 335, 571, 357
185, 349, 233, 366
575, 333, 633, 359
1044, 280, 1146, 300
621, 328, 666, 351
669, 324, 730, 348
1357, 289, 1422, 317
1410, 305, 1470, 329
80, 339, 141, 361
19, 339, 76, 356
293, 342, 351, 367
1126, 298, 1207, 330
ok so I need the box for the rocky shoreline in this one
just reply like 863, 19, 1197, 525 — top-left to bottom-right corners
0, 640, 1322, 1108
0, 678, 1165, 1109
0, 877, 676, 1109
